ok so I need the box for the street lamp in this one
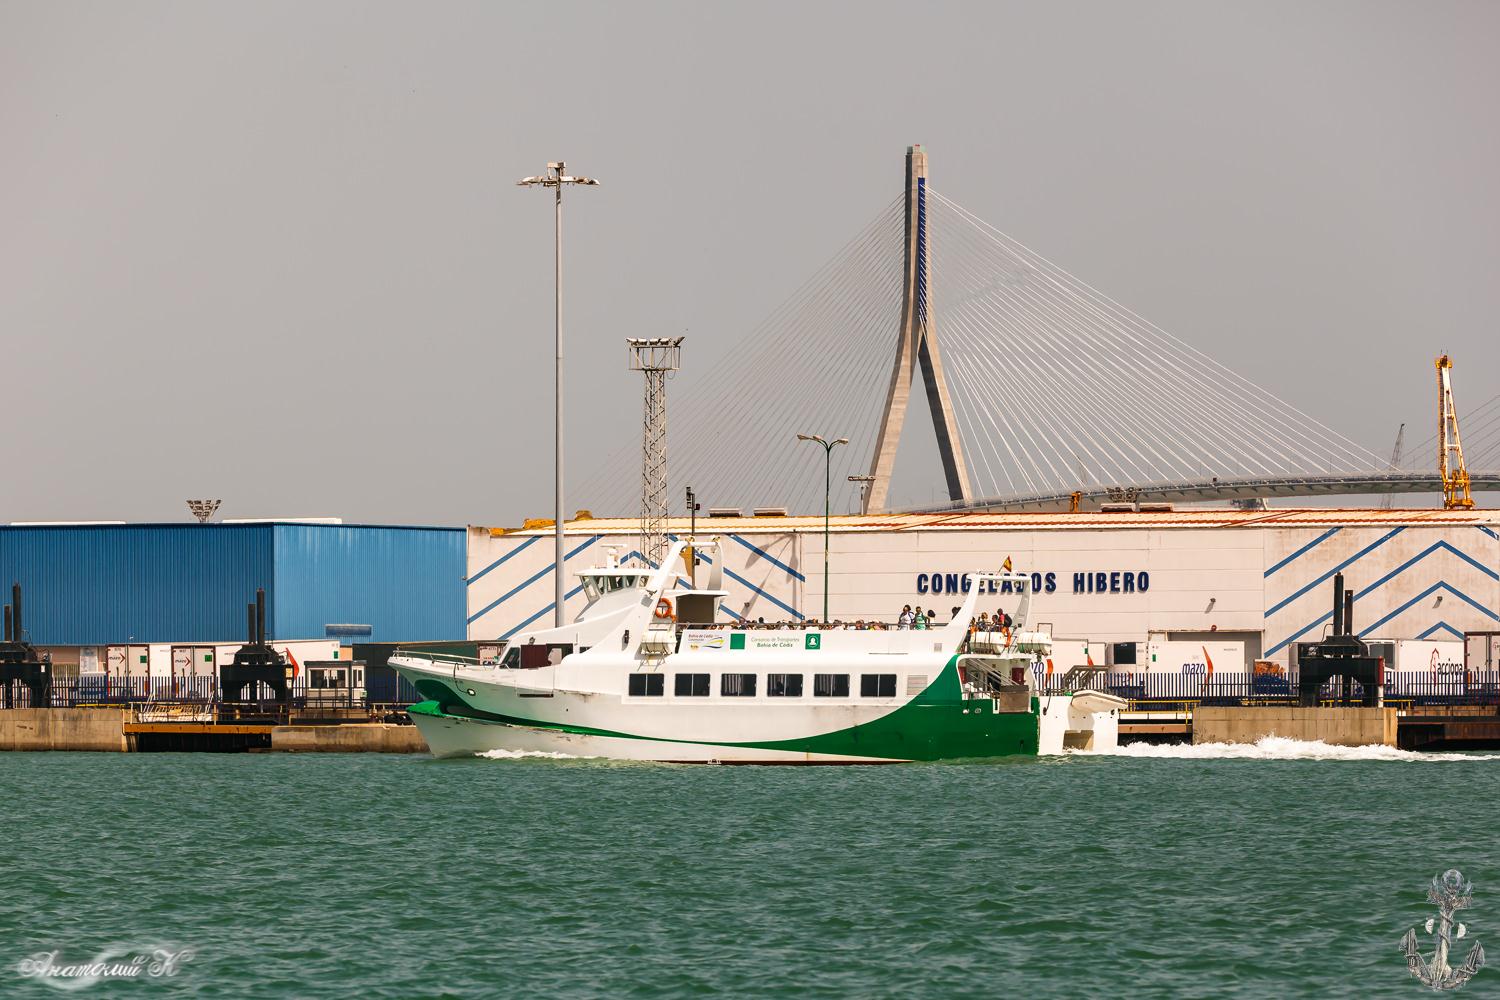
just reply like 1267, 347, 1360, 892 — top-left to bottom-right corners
796, 434, 849, 623
518, 161, 599, 627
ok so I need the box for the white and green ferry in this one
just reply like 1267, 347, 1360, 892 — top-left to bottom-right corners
391, 539, 1123, 763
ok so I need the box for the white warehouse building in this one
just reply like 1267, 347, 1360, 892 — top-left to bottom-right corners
463, 508, 1500, 670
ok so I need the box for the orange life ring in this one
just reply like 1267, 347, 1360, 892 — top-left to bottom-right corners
654, 598, 674, 621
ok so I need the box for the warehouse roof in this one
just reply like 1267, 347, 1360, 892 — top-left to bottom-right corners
3, 520, 462, 532
485, 507, 1500, 537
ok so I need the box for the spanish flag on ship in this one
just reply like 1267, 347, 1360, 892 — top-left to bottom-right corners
1002, 556, 1013, 572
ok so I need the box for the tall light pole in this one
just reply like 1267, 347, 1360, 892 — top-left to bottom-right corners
797, 434, 849, 623
518, 161, 599, 626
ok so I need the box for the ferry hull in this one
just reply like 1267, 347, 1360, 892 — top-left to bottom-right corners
409, 707, 899, 763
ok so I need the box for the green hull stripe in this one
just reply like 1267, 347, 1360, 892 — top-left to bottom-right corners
410, 660, 1040, 760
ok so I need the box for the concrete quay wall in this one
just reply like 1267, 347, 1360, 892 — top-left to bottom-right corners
1193, 707, 1397, 747
270, 724, 428, 753
0, 710, 428, 753
0, 709, 131, 751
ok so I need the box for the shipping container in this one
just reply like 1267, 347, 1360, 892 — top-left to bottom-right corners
1394, 639, 1466, 675
1468, 633, 1500, 672
1144, 640, 1247, 675
1044, 638, 1106, 674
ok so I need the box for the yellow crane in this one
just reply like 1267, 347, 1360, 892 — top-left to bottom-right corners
1436, 355, 1474, 509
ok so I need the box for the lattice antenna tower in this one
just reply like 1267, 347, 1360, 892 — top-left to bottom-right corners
186, 500, 222, 523
1436, 355, 1473, 509
628, 338, 683, 566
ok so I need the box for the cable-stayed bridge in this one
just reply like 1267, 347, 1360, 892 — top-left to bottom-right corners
579, 147, 1499, 517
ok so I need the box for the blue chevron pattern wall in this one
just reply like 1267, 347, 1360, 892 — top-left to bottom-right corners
1263, 526, 1499, 659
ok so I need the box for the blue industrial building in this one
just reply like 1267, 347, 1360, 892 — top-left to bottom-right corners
0, 522, 465, 646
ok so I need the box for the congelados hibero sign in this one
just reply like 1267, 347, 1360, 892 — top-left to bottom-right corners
914, 571, 1151, 596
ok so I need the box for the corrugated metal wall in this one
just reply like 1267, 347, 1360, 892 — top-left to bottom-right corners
0, 524, 275, 644
0, 523, 466, 645
271, 524, 465, 643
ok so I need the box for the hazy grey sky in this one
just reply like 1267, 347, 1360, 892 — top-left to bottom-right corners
3, 0, 1496, 525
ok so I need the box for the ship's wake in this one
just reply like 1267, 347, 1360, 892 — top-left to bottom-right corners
1076, 735, 1500, 763
475, 748, 597, 761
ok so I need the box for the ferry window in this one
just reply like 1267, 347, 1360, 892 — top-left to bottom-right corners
861, 674, 897, 698
675, 673, 710, 697
628, 674, 664, 697
1112, 642, 1137, 666
814, 674, 849, 697
721, 673, 757, 697
501, 648, 521, 669
768, 674, 803, 697
521, 643, 573, 669
582, 580, 599, 601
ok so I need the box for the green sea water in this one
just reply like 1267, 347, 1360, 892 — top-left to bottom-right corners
3, 742, 1497, 998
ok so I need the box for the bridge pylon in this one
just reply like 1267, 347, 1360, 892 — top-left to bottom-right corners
862, 145, 971, 513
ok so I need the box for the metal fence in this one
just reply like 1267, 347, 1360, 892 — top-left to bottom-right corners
1035, 670, 1500, 709
5, 670, 1497, 712
0, 674, 425, 710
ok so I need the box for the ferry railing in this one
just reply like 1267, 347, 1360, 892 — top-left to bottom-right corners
390, 649, 487, 666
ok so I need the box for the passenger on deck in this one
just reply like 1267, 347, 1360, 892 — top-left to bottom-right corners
913, 609, 928, 630
898, 605, 914, 628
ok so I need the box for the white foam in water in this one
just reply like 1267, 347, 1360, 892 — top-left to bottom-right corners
475, 748, 595, 761
1076, 735, 1500, 763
